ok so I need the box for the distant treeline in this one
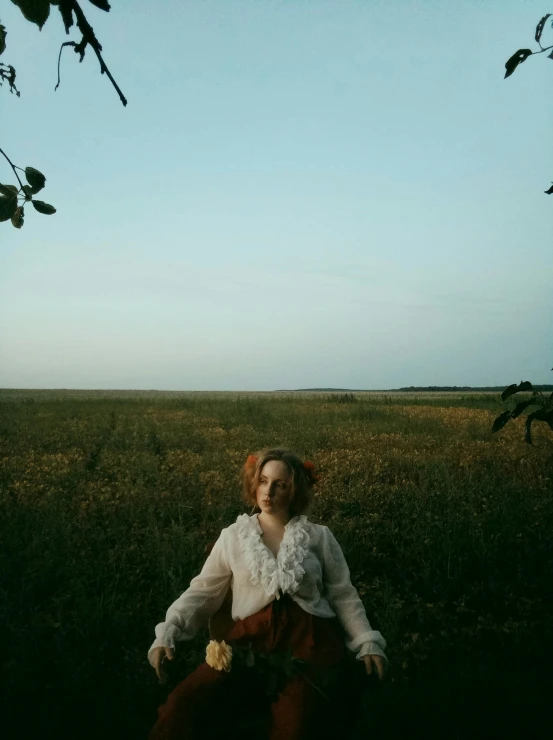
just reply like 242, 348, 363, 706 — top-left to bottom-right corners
395, 385, 553, 392
285, 386, 553, 392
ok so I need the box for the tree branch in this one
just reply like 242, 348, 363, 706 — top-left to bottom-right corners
56, 0, 127, 106
0, 63, 20, 97
55, 41, 77, 92
0, 147, 24, 189
71, 0, 127, 106
530, 43, 553, 55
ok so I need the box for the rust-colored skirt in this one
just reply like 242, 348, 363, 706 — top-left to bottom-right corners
149, 594, 366, 740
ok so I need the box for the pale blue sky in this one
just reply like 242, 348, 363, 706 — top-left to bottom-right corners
1, 0, 552, 390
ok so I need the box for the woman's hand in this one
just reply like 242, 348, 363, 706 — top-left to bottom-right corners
151, 646, 174, 682
362, 654, 386, 680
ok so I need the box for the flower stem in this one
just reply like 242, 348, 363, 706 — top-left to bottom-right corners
295, 670, 329, 701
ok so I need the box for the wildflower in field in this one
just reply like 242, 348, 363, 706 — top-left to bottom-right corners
206, 640, 233, 672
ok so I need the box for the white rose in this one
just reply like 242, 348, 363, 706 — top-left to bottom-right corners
205, 640, 233, 672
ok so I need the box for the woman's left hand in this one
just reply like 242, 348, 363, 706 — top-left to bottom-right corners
362, 654, 386, 680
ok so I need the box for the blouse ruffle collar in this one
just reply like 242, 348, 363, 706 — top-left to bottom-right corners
235, 513, 310, 599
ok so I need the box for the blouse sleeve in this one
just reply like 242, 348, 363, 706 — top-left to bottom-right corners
321, 526, 388, 664
148, 528, 232, 666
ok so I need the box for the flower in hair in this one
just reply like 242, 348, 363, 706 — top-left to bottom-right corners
246, 454, 258, 466
303, 460, 320, 482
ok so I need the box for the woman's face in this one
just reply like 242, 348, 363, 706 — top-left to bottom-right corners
255, 460, 294, 517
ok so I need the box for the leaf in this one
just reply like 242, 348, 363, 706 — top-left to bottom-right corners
0, 24, 6, 56
501, 381, 533, 402
0, 194, 18, 222
491, 410, 512, 434
535, 14, 552, 44
283, 662, 295, 679
25, 166, 46, 193
524, 411, 538, 445
511, 398, 538, 419
501, 383, 518, 401
0, 184, 18, 197
10, 0, 51, 30
268, 653, 281, 668
56, 0, 74, 34
22, 185, 33, 199
88, 0, 111, 10
504, 49, 533, 79
32, 200, 56, 215
11, 205, 24, 229
545, 184, 553, 195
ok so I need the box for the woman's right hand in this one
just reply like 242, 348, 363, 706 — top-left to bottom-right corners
150, 646, 175, 682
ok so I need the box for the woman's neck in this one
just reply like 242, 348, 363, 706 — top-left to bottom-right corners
258, 510, 291, 531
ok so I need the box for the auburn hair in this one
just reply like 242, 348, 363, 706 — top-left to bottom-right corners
240, 447, 317, 516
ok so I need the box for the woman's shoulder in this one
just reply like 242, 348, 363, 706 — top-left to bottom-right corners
298, 514, 327, 530
306, 520, 335, 549
221, 513, 255, 538
303, 518, 327, 534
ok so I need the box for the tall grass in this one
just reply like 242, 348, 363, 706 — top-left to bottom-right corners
0, 390, 552, 739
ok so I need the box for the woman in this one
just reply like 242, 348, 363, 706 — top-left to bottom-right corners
148, 447, 388, 739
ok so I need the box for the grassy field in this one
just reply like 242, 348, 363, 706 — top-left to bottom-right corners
1, 389, 552, 739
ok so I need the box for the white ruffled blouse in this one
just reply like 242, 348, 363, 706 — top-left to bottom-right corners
148, 513, 388, 666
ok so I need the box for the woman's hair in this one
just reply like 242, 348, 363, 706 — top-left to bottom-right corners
240, 447, 318, 516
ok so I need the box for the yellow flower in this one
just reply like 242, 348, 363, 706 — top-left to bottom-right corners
206, 640, 233, 672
